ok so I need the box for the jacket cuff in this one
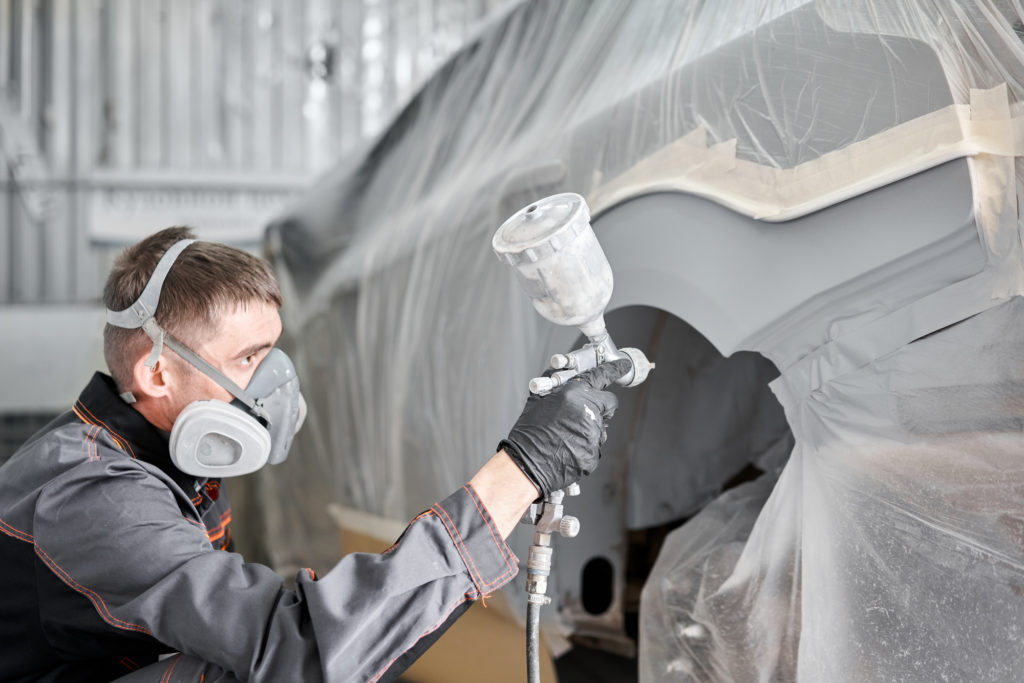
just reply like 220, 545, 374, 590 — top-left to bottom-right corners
432, 485, 519, 598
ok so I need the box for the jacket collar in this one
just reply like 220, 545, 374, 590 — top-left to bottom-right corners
75, 372, 201, 495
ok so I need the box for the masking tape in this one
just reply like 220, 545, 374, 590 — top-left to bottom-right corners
589, 84, 1023, 223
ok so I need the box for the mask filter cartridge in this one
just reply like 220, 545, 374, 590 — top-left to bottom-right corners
169, 400, 272, 477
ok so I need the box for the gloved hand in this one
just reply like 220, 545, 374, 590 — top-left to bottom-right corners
500, 359, 631, 496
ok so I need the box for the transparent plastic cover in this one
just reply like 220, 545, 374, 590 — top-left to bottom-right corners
255, 1, 1024, 679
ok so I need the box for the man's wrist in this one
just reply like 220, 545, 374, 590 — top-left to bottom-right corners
468, 449, 539, 539
497, 438, 546, 496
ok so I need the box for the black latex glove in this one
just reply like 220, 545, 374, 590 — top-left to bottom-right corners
500, 359, 631, 496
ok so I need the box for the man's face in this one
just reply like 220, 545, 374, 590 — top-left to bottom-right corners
168, 300, 283, 418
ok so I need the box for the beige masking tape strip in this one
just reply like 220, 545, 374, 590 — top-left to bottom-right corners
966, 85, 1019, 263
764, 85, 1024, 406
589, 84, 1023, 223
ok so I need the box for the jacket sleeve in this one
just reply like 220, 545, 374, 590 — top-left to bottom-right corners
32, 458, 519, 682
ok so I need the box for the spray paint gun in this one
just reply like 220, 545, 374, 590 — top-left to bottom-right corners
492, 192, 654, 682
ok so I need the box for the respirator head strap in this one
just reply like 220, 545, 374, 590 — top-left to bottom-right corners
159, 332, 262, 417
140, 318, 166, 369
106, 238, 196, 345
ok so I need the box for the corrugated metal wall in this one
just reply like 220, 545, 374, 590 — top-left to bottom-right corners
0, 0, 505, 304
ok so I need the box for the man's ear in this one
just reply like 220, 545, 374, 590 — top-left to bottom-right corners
131, 355, 172, 400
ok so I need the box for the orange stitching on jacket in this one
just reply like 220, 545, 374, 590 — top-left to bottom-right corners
76, 401, 137, 459
33, 543, 152, 635
433, 502, 515, 590
73, 404, 114, 459
77, 416, 94, 460
0, 516, 34, 542
381, 510, 436, 556
160, 654, 181, 683
204, 509, 232, 543
430, 503, 484, 588
72, 407, 94, 459
367, 595, 472, 683
475, 557, 515, 591
71, 404, 90, 427
432, 504, 515, 590
411, 509, 433, 524
463, 484, 516, 576
72, 407, 104, 463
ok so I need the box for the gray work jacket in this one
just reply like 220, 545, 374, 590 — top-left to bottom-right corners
0, 373, 519, 682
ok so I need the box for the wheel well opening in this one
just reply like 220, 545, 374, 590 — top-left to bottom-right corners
560, 305, 791, 657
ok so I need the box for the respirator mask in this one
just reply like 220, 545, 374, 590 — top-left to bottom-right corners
106, 238, 307, 478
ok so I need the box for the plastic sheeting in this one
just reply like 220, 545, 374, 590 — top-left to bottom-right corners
642, 299, 1024, 680
258, 0, 1024, 679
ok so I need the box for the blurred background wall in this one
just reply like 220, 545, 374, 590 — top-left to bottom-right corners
0, 0, 509, 448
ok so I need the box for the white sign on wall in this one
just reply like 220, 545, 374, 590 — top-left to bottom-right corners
87, 174, 309, 246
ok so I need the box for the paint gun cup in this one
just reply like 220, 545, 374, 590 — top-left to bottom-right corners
491, 192, 654, 394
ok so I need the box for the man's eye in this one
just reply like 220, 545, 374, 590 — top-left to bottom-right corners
241, 355, 256, 367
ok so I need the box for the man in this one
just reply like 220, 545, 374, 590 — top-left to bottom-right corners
0, 227, 628, 682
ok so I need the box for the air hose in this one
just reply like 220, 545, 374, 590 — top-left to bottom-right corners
526, 600, 542, 683
523, 486, 580, 683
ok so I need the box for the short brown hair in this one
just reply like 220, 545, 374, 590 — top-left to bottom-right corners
103, 227, 283, 391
